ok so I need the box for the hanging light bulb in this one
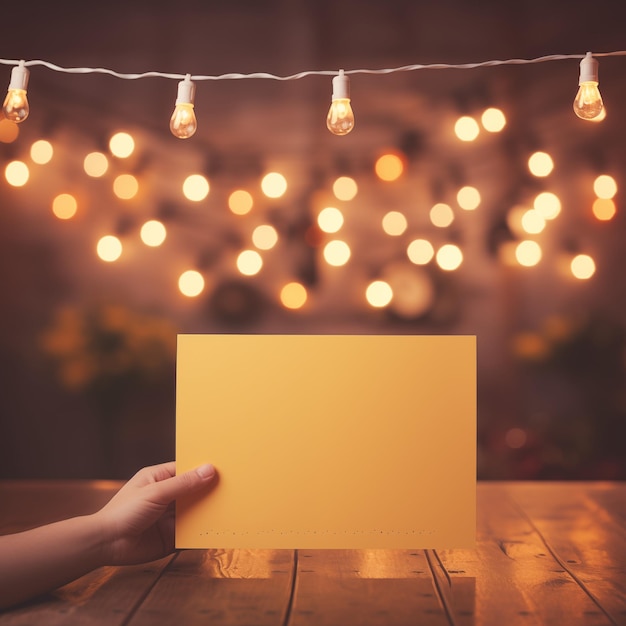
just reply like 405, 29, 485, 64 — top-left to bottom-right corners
326, 69, 354, 135
2, 60, 30, 123
170, 74, 197, 138
573, 52, 604, 120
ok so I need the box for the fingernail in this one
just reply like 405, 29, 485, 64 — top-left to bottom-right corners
196, 463, 216, 479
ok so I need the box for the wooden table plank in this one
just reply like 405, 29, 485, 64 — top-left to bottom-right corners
289, 549, 449, 626
127, 549, 295, 626
435, 483, 617, 626
509, 482, 626, 625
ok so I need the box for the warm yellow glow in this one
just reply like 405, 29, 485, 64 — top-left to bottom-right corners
592, 198, 616, 221
374, 153, 404, 181
252, 224, 278, 250
573, 82, 603, 120
30, 140, 53, 164
97, 235, 122, 262
170, 103, 197, 139
84, 152, 109, 177
113, 174, 139, 200
571, 254, 595, 279
317, 207, 344, 233
366, 280, 393, 308
430, 202, 454, 227
237, 250, 263, 275
454, 116, 479, 141
506, 206, 527, 237
3, 88, 29, 123
436, 244, 463, 271
261, 172, 287, 198
323, 240, 351, 266
521, 209, 546, 234
385, 264, 435, 318
481, 107, 506, 132
515, 240, 542, 266
179, 270, 205, 297
533, 192, 561, 220
593, 174, 617, 199
528, 151, 554, 177
407, 239, 434, 265
589, 106, 607, 122
5, 160, 29, 186
228, 189, 253, 215
0, 118, 19, 143
140, 220, 167, 247
52, 193, 77, 220
332, 176, 358, 201
505, 428, 527, 449
456, 186, 481, 210
327, 99, 355, 136
499, 241, 519, 267
183, 174, 210, 202
109, 132, 135, 158
280, 282, 308, 309
382, 211, 408, 236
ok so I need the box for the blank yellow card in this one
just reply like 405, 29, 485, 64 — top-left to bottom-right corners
176, 334, 476, 549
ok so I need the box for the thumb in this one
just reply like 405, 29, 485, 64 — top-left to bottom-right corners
149, 464, 217, 504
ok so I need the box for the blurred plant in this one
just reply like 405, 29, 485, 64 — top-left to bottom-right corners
40, 303, 177, 394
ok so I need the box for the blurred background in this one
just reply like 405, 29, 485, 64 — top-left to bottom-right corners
1, 0, 625, 480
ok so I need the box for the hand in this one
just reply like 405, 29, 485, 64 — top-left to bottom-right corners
94, 461, 217, 565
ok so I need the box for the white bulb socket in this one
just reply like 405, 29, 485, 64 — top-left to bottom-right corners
175, 74, 196, 105
331, 69, 350, 100
579, 52, 599, 84
8, 60, 29, 91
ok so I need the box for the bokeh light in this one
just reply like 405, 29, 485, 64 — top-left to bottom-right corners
382, 211, 408, 236
183, 174, 210, 202
237, 250, 263, 275
96, 235, 122, 262
407, 239, 435, 265
280, 282, 308, 309
261, 172, 287, 198
252, 224, 278, 250
0, 119, 19, 143
113, 174, 139, 200
521, 209, 546, 234
366, 280, 393, 307
84, 152, 109, 177
505, 428, 527, 449
5, 160, 29, 186
140, 220, 167, 247
109, 132, 135, 158
52, 193, 77, 220
228, 189, 253, 215
534, 191, 561, 220
456, 186, 481, 210
481, 107, 506, 132
528, 151, 554, 177
374, 153, 404, 181
436, 244, 463, 270
571, 254, 595, 279
30, 140, 53, 164
592, 198, 616, 221
593, 174, 617, 199
454, 116, 480, 141
332, 176, 358, 201
430, 203, 454, 227
178, 270, 205, 297
515, 240, 542, 266
323, 240, 351, 266
317, 207, 344, 233
385, 263, 435, 319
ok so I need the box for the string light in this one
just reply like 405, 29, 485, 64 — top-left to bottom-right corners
326, 69, 355, 136
170, 74, 197, 139
2, 60, 29, 123
573, 52, 603, 120
2, 51, 626, 135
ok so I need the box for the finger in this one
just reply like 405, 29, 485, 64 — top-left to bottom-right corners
146, 464, 216, 504
130, 462, 177, 487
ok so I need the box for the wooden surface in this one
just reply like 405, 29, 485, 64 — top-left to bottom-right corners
0, 481, 625, 625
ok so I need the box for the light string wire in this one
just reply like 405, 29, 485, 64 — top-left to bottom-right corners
2, 51, 626, 82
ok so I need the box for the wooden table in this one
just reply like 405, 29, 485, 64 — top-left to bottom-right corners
0, 481, 624, 625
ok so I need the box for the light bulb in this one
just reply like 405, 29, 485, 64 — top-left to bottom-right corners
170, 74, 197, 138
2, 60, 30, 123
573, 52, 603, 120
326, 69, 354, 135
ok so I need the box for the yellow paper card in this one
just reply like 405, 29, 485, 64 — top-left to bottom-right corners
176, 334, 475, 549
